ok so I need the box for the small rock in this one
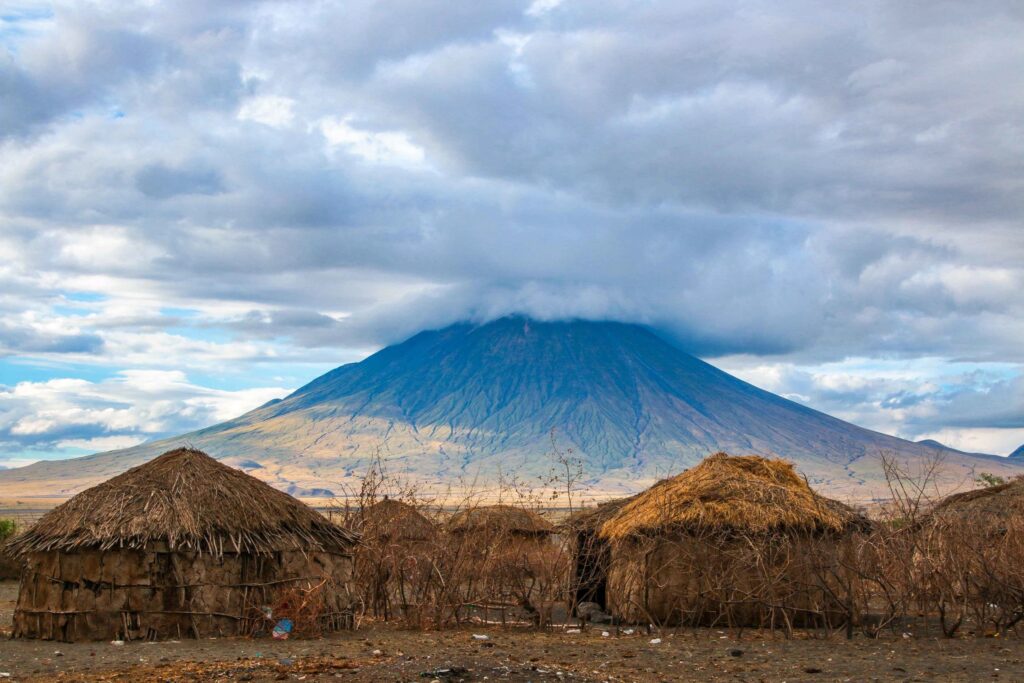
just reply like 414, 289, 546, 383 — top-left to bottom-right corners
601, 631, 610, 637
54, 651, 64, 656
110, 640, 125, 646
372, 649, 383, 656
649, 638, 662, 645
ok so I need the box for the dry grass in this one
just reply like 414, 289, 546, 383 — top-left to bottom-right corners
600, 453, 867, 540
5, 448, 357, 557
449, 504, 555, 536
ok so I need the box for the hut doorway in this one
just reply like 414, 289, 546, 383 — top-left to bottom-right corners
572, 530, 610, 609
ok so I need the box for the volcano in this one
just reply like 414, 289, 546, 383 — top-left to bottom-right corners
2, 317, 1017, 500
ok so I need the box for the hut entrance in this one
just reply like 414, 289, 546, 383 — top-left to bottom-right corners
572, 530, 610, 609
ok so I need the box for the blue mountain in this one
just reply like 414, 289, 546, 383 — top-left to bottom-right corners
2, 318, 1017, 499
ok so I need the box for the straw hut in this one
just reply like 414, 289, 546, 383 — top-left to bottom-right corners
927, 478, 1024, 531
355, 497, 436, 619
448, 505, 555, 537
448, 505, 561, 620
599, 453, 868, 627
360, 497, 436, 544
5, 448, 358, 641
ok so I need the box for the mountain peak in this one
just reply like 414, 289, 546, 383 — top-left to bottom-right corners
2, 317, 1019, 500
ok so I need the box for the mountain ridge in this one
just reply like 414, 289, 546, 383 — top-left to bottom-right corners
1, 317, 1018, 501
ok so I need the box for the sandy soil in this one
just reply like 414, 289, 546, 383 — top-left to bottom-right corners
2, 582, 1023, 682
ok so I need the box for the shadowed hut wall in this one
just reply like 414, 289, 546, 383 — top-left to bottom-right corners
13, 547, 353, 641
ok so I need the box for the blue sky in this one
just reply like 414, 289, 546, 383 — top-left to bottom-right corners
1, 0, 1023, 468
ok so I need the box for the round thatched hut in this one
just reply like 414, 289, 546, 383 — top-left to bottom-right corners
918, 477, 1024, 634
360, 497, 436, 544
598, 452, 868, 627
448, 505, 562, 622
928, 477, 1024, 528
448, 504, 555, 537
355, 497, 437, 620
5, 448, 358, 641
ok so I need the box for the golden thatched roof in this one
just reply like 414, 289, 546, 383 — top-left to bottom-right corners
929, 477, 1024, 523
448, 504, 554, 535
562, 497, 635, 533
6, 448, 358, 558
360, 497, 436, 542
599, 452, 867, 540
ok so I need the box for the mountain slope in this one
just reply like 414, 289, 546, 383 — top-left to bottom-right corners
2, 318, 1018, 500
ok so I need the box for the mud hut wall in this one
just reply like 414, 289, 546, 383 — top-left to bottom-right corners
13, 548, 353, 641
606, 534, 847, 627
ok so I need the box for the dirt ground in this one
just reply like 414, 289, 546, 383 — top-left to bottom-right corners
2, 582, 1023, 682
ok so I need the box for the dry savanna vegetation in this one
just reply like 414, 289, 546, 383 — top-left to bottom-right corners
4, 446, 1024, 682
316, 448, 1024, 641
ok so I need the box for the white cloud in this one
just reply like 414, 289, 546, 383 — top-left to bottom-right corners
0, 371, 289, 455
319, 116, 426, 167
238, 95, 296, 128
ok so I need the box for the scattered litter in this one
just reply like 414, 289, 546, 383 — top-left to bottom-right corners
601, 631, 610, 637
272, 619, 294, 640
110, 640, 125, 646
0, 674, 10, 679
650, 638, 662, 644
902, 632, 912, 639
54, 650, 64, 656
420, 666, 468, 679
472, 634, 490, 641
565, 629, 581, 634
623, 628, 635, 635
372, 649, 383, 656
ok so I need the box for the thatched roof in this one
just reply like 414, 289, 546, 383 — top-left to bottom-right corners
360, 498, 436, 542
448, 504, 554, 536
6, 448, 358, 558
928, 478, 1024, 523
562, 497, 634, 533
600, 453, 867, 540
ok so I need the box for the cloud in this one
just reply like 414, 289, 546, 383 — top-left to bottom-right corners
0, 0, 1022, 458
134, 163, 224, 199
0, 370, 289, 461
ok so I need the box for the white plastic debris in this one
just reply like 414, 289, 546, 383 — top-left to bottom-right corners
565, 629, 581, 634
601, 631, 610, 637
111, 640, 125, 646
472, 634, 490, 641
623, 629, 635, 635
649, 638, 662, 644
